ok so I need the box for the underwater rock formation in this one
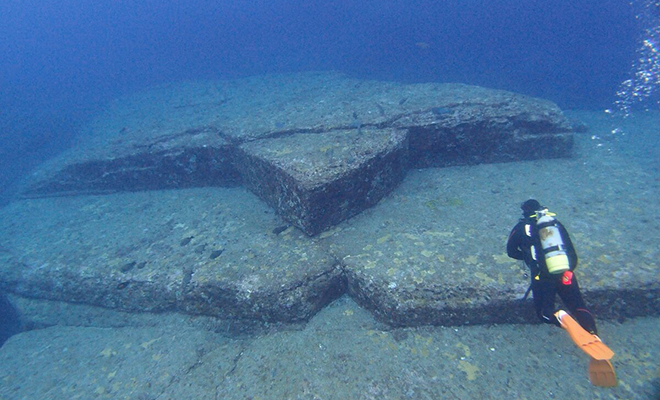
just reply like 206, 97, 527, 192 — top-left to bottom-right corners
237, 128, 408, 235
1, 136, 659, 327
21, 72, 574, 235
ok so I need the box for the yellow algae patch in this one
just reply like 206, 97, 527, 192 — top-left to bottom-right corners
492, 254, 511, 264
458, 360, 479, 381
152, 353, 162, 361
421, 250, 434, 258
424, 200, 440, 210
411, 345, 430, 357
363, 260, 377, 269
107, 371, 117, 379
414, 241, 425, 246
377, 235, 391, 244
463, 255, 479, 265
344, 309, 354, 316
363, 244, 373, 251
318, 145, 334, 153
387, 268, 398, 276
140, 338, 161, 350
107, 258, 122, 268
584, 238, 605, 248
456, 342, 471, 357
423, 231, 454, 238
318, 227, 341, 239
95, 386, 108, 395
403, 233, 420, 240
414, 333, 432, 343
437, 254, 446, 262
386, 341, 399, 351
639, 263, 656, 271
100, 348, 116, 357
281, 226, 295, 236
272, 148, 293, 156
474, 272, 494, 284
597, 254, 613, 264
366, 330, 392, 346
158, 372, 172, 384
614, 350, 652, 366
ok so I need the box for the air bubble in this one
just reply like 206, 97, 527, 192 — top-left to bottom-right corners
613, 1, 660, 118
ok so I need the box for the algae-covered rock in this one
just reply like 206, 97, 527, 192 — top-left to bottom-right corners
237, 128, 408, 235
20, 72, 574, 235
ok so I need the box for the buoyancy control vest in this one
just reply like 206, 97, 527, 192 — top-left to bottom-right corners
525, 209, 570, 274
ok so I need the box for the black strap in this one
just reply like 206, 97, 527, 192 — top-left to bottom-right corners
521, 282, 533, 301
536, 220, 556, 230
543, 244, 565, 254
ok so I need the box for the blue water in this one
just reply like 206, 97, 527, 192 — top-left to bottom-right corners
0, 0, 641, 202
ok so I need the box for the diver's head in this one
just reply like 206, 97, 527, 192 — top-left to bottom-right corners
520, 199, 542, 218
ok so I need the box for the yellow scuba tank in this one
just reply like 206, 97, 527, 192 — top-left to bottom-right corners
535, 209, 570, 274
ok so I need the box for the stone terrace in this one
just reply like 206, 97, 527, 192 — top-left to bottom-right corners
21, 72, 573, 235
4, 75, 655, 329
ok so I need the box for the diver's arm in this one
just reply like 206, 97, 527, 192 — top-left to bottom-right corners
506, 224, 525, 260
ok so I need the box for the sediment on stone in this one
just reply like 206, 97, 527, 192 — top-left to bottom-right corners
19, 73, 576, 236
21, 146, 242, 198
236, 128, 409, 235
344, 268, 660, 327
181, 265, 347, 323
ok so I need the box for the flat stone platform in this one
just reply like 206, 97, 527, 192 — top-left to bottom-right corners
1, 112, 658, 326
20, 72, 574, 235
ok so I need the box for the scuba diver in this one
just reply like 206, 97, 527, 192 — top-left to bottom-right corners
506, 199, 617, 387
506, 199, 597, 334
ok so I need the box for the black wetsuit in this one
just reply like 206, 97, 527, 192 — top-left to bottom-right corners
507, 216, 598, 334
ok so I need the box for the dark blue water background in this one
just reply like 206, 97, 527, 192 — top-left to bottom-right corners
0, 0, 638, 202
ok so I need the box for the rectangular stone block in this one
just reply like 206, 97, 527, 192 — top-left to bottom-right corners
393, 90, 575, 168
22, 128, 241, 197
237, 128, 408, 235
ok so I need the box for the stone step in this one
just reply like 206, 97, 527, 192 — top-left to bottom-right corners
20, 73, 574, 235
2, 134, 658, 327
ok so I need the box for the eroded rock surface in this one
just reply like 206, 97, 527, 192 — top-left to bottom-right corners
21, 72, 574, 235
237, 128, 408, 235
0, 188, 344, 323
5, 77, 653, 331
2, 134, 658, 327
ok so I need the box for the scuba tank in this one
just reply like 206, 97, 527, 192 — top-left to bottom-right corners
534, 209, 570, 274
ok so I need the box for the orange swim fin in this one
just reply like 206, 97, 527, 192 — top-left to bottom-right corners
588, 358, 617, 387
555, 310, 614, 360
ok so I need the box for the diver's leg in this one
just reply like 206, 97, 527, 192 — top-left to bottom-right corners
532, 278, 561, 327
558, 274, 598, 334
